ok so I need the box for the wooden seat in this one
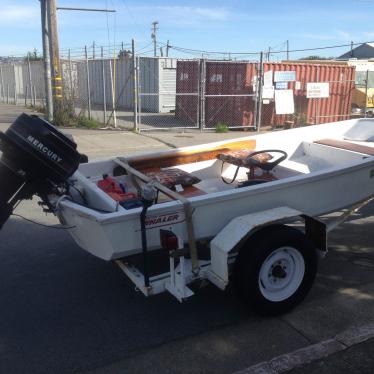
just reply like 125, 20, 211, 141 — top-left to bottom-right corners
178, 185, 206, 198
135, 166, 206, 199
315, 139, 374, 156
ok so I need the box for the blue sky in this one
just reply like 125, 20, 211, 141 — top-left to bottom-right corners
0, 0, 373, 59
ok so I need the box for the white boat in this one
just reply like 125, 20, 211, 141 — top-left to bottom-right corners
56, 118, 374, 258
50, 118, 374, 315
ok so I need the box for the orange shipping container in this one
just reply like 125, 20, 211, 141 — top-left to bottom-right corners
204, 62, 257, 128
175, 60, 355, 128
262, 62, 355, 126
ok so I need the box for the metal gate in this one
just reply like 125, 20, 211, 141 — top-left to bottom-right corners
202, 60, 258, 130
137, 57, 200, 131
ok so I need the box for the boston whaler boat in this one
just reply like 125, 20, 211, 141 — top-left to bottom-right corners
0, 114, 373, 315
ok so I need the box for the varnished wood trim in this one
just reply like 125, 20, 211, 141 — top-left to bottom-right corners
128, 139, 257, 170
315, 139, 374, 156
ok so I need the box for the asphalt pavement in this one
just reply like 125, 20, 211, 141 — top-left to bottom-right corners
0, 104, 374, 374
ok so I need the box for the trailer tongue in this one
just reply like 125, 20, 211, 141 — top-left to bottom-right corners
0, 113, 82, 229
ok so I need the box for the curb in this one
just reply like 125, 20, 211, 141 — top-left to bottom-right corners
234, 321, 374, 374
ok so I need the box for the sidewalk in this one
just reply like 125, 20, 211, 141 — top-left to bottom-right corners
287, 337, 374, 374
0, 104, 168, 159
0, 103, 257, 159
236, 322, 374, 374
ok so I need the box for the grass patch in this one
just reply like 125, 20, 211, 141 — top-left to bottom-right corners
215, 122, 229, 133
51, 100, 102, 129
76, 115, 102, 129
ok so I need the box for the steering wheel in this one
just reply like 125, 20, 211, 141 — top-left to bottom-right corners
246, 150, 288, 172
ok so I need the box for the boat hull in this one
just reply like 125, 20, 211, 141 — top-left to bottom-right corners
58, 157, 374, 260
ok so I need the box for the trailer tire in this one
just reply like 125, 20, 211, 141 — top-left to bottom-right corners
234, 225, 318, 316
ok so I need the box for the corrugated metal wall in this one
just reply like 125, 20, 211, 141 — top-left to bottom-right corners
0, 64, 16, 100
80, 57, 176, 113
75, 60, 89, 107
14, 65, 23, 97
0, 61, 45, 102
159, 58, 177, 111
205, 61, 257, 127
20, 62, 45, 99
262, 62, 355, 126
138, 57, 159, 112
0, 57, 177, 113
61, 59, 78, 98
175, 60, 355, 127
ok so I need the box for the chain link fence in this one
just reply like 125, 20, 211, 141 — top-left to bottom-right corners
64, 56, 135, 129
202, 60, 258, 130
0, 60, 45, 108
137, 58, 259, 131
137, 57, 201, 130
1, 47, 373, 132
259, 63, 357, 129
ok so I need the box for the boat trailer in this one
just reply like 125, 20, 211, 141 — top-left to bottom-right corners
112, 156, 372, 309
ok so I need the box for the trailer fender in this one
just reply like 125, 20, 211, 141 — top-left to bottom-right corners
207, 206, 306, 290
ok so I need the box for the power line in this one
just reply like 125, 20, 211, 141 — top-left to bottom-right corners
4, 38, 374, 61
137, 49, 156, 56
167, 39, 374, 56
167, 44, 260, 56
57, 7, 115, 12
136, 41, 154, 53
270, 40, 371, 55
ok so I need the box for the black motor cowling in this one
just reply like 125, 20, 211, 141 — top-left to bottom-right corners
0, 113, 83, 229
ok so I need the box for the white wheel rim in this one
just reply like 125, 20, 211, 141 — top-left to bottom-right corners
258, 246, 305, 302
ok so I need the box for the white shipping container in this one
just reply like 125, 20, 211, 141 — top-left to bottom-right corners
85, 57, 177, 113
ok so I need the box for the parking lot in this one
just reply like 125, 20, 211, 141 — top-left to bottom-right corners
0, 105, 374, 373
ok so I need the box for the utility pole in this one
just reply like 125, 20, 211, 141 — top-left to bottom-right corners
286, 40, 289, 60
166, 40, 170, 57
351, 41, 354, 58
267, 47, 271, 62
46, 0, 63, 118
132, 39, 138, 131
151, 21, 159, 57
41, 3, 116, 123
257, 51, 264, 132
40, 0, 53, 121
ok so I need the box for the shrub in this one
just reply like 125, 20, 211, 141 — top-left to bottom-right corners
76, 115, 101, 129
215, 122, 229, 133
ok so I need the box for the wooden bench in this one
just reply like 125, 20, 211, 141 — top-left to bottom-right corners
314, 139, 374, 156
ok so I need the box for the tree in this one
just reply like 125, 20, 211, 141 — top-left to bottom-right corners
299, 55, 335, 60
118, 50, 132, 59
25, 48, 43, 61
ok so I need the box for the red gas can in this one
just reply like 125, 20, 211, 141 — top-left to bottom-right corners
97, 175, 137, 202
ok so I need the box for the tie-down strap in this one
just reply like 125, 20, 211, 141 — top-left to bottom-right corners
113, 157, 200, 273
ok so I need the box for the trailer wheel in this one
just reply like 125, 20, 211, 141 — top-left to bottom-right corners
234, 225, 318, 316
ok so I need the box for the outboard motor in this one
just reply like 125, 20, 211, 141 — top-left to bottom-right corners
0, 113, 83, 230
